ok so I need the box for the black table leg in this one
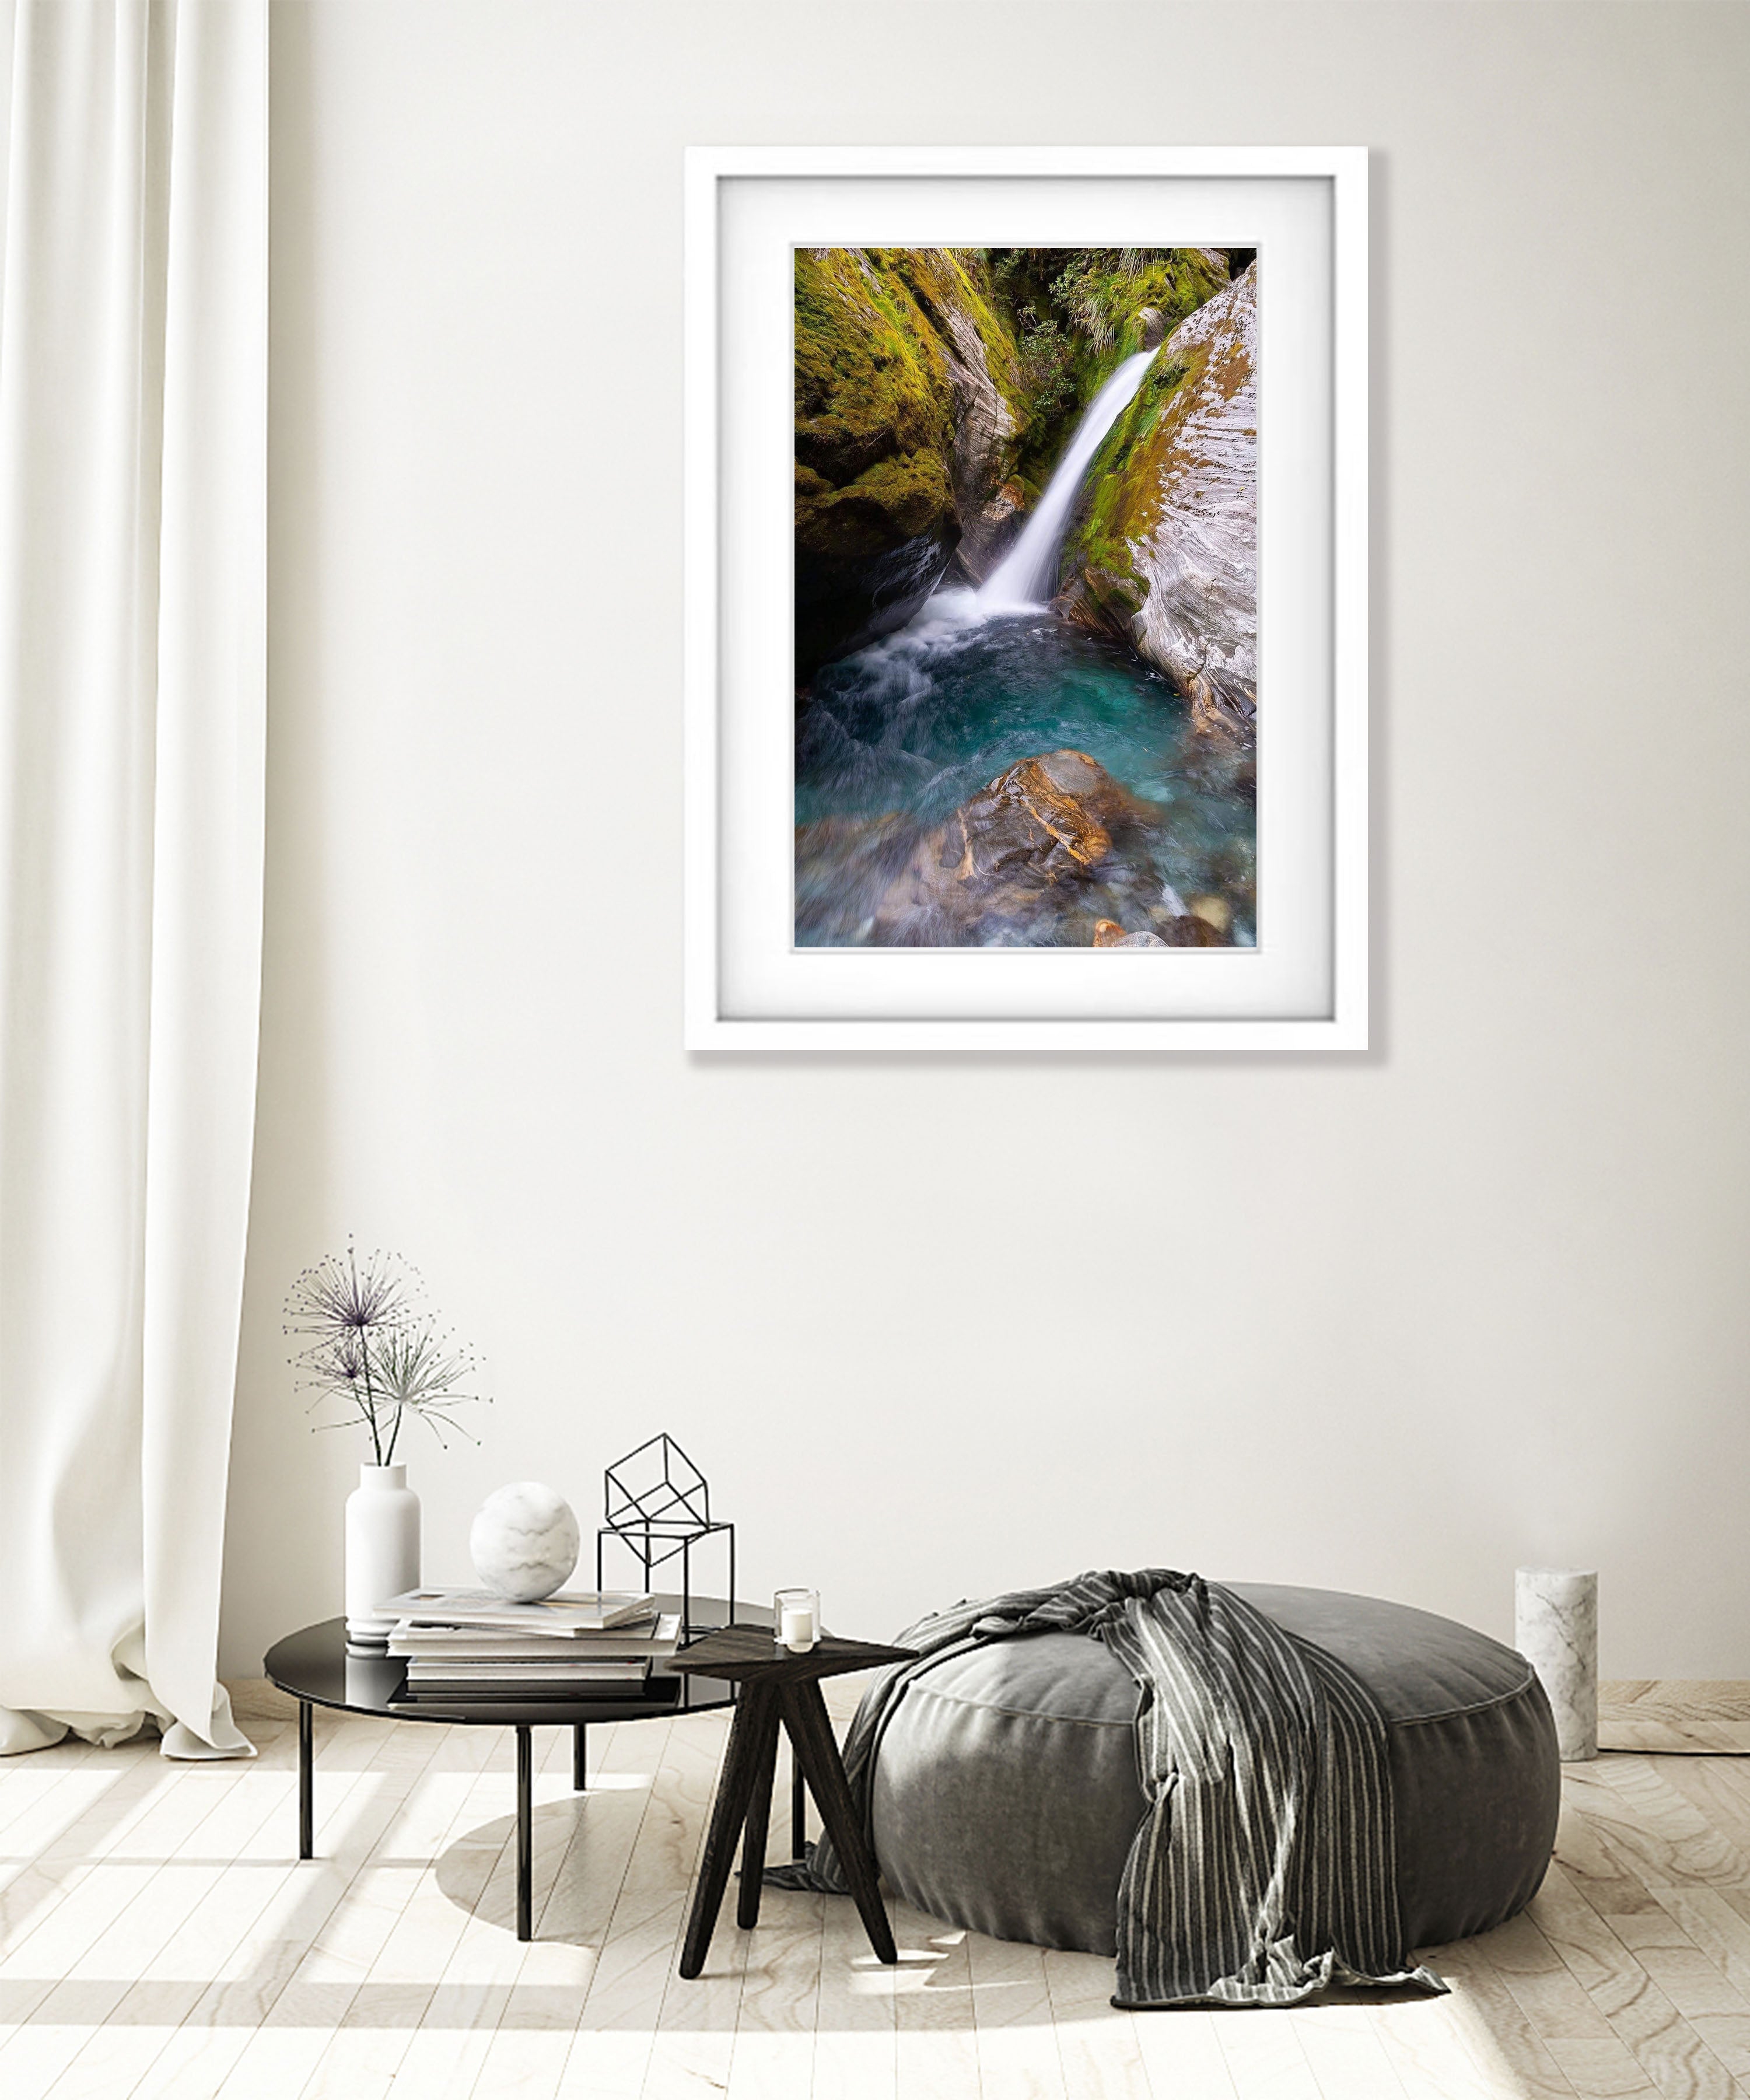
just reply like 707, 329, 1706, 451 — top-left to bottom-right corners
516, 1726, 533, 1942
791, 1754, 806, 1861
781, 1683, 897, 1964
298, 1701, 313, 1860
573, 1723, 587, 1793
680, 1684, 775, 1979
735, 1695, 782, 1930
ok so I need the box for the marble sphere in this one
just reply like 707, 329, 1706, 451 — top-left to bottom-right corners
469, 1482, 580, 1603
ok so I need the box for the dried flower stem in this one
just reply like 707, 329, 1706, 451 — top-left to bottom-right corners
284, 1242, 489, 1461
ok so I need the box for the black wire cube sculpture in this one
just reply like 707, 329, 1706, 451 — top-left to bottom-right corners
596, 1433, 734, 1640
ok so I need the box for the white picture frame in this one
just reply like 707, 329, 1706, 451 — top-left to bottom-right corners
685, 146, 1367, 1052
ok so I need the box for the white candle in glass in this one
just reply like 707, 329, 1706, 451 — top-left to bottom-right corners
775, 1587, 819, 1652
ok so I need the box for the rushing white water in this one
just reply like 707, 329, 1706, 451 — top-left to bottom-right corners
977, 348, 1158, 610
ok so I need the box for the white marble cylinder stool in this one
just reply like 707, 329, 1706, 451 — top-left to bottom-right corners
1516, 1567, 1598, 1762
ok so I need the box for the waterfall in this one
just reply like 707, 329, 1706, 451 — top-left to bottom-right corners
978, 348, 1157, 610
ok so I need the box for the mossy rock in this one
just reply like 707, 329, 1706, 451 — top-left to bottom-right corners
1054, 355, 1184, 627
796, 450, 956, 562
795, 251, 956, 523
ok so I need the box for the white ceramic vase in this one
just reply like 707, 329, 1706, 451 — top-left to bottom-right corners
345, 1462, 421, 1646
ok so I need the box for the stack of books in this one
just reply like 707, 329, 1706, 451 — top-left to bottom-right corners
377, 1588, 682, 1708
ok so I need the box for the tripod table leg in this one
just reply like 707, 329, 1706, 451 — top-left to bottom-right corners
781, 1683, 896, 1964
679, 1684, 775, 1979
735, 1695, 783, 1930
573, 1723, 587, 1793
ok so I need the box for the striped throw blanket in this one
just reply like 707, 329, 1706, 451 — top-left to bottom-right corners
771, 1569, 1447, 2009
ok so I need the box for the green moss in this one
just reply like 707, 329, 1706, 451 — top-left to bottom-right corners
1080, 358, 1190, 550
796, 450, 955, 561
890, 248, 1028, 433
1053, 250, 1228, 359
984, 247, 1228, 481
1063, 337, 1223, 627
794, 249, 955, 509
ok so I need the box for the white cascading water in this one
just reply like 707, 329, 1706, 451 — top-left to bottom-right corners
977, 348, 1158, 610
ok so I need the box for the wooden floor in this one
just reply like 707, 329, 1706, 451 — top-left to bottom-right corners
1601, 1684, 1750, 1755
6, 1684, 1750, 2099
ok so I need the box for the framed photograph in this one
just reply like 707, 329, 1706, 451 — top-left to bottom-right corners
685, 147, 1367, 1051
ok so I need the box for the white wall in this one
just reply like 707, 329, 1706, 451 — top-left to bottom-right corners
220, 0, 1750, 1681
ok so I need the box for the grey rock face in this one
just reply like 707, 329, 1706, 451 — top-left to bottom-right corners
938, 301, 1021, 579
1135, 306, 1168, 350
1128, 264, 1258, 740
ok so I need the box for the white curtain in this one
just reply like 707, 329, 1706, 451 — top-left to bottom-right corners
0, 0, 267, 1758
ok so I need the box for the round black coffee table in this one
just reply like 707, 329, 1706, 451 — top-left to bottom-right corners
265, 1594, 781, 1940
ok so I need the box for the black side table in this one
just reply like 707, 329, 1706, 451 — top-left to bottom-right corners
264, 1600, 753, 1944
670, 1626, 915, 1979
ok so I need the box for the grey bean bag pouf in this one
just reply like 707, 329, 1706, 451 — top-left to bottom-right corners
868, 1582, 1559, 1958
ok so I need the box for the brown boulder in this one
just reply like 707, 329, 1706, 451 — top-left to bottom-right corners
864, 750, 1175, 947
